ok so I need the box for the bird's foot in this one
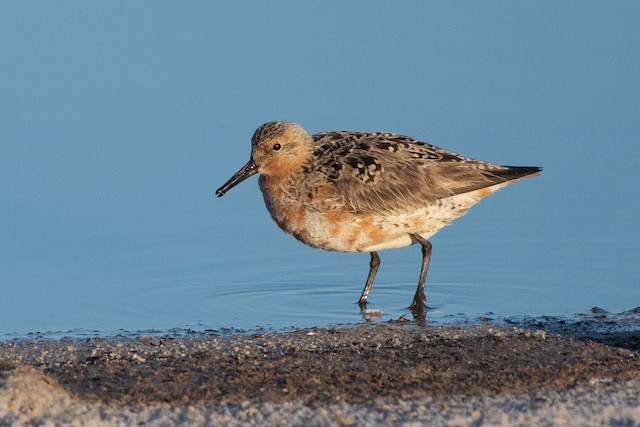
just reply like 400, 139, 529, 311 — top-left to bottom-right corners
408, 294, 427, 322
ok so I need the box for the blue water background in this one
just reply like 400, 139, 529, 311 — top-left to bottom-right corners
1, 2, 639, 337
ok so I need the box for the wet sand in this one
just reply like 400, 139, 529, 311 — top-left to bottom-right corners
1, 313, 639, 425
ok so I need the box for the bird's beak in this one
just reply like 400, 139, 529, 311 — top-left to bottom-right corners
215, 159, 258, 197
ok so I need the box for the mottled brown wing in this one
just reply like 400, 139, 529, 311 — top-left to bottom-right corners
308, 131, 527, 215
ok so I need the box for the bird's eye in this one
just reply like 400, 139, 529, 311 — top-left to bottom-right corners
272, 143, 281, 151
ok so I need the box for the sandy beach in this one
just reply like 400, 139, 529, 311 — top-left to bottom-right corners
1, 314, 639, 426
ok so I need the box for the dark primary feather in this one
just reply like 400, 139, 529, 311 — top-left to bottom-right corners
306, 131, 540, 215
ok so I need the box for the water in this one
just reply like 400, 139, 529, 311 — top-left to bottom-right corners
2, 2, 640, 338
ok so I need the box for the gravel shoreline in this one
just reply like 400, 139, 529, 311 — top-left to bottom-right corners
1, 319, 639, 426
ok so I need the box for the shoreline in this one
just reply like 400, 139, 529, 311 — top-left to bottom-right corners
1, 319, 639, 425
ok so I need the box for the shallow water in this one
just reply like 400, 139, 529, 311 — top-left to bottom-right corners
2, 3, 640, 338
2, 187, 638, 339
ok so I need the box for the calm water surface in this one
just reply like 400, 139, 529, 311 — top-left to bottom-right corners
2, 170, 638, 338
1, 3, 639, 338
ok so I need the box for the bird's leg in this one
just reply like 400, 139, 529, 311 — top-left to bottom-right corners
358, 251, 380, 309
409, 234, 432, 317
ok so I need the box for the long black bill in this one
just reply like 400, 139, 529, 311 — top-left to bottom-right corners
216, 160, 258, 197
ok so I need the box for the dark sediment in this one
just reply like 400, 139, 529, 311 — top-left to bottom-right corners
1, 321, 638, 407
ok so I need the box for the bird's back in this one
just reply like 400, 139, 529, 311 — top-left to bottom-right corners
303, 131, 540, 216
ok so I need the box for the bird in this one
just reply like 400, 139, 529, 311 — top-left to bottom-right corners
216, 121, 541, 316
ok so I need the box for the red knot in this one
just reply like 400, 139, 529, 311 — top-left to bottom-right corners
216, 121, 541, 317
